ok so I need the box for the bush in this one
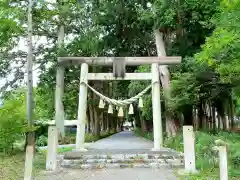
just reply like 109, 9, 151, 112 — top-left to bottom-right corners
166, 131, 240, 178
59, 133, 76, 145
35, 130, 117, 147
0, 98, 28, 154
36, 135, 48, 147
58, 131, 116, 145
135, 128, 240, 179
134, 127, 153, 140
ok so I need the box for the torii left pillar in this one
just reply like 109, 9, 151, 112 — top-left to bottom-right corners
76, 63, 89, 151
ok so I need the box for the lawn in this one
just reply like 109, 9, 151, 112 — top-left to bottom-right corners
135, 128, 240, 180
0, 130, 117, 179
0, 151, 45, 180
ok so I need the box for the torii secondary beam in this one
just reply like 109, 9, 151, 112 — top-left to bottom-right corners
87, 73, 152, 80
58, 56, 181, 66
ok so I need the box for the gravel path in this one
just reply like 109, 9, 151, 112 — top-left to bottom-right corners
87, 131, 154, 150
39, 131, 171, 151
36, 168, 179, 180
36, 131, 179, 179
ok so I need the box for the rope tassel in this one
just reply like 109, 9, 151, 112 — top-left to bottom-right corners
99, 99, 105, 109
84, 83, 151, 107
138, 97, 143, 108
108, 104, 113, 114
128, 104, 134, 115
118, 107, 124, 117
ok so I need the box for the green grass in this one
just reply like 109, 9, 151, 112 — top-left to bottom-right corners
0, 151, 45, 180
57, 146, 74, 153
135, 128, 240, 180
51, 131, 117, 145
39, 146, 74, 154
0, 130, 117, 179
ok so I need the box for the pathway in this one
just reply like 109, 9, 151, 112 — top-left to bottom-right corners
36, 131, 180, 180
36, 168, 179, 180
87, 131, 153, 150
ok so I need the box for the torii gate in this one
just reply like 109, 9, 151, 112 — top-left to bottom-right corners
55, 55, 181, 152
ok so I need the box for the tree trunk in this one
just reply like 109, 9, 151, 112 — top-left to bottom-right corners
229, 95, 234, 129
106, 113, 110, 133
212, 107, 216, 131
24, 0, 35, 179
109, 114, 113, 132
135, 107, 146, 132
93, 86, 100, 137
93, 107, 100, 138
89, 103, 94, 133
154, 30, 178, 137
183, 105, 193, 125
198, 101, 204, 129
112, 115, 117, 133
134, 106, 141, 129
216, 100, 225, 130
102, 111, 107, 132
112, 116, 117, 133
140, 118, 147, 132
221, 113, 226, 130
209, 103, 213, 130
116, 118, 119, 131
224, 102, 229, 130
86, 108, 91, 133
55, 24, 65, 137
194, 109, 199, 130
119, 117, 123, 131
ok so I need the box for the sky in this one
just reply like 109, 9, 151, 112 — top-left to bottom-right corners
0, 0, 58, 90
0, 0, 96, 91
0, 38, 40, 90
18, 37, 41, 87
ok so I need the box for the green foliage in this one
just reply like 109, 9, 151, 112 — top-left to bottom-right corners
35, 85, 55, 120
0, 152, 46, 180
36, 135, 48, 147
0, 0, 222, 126
0, 0, 238, 157
57, 147, 74, 153
57, 131, 116, 145
0, 91, 28, 153
170, 72, 201, 112
196, 0, 240, 85
0, 1, 25, 89
35, 131, 117, 148
136, 129, 240, 179
0, 1, 24, 46
137, 0, 219, 56
128, 65, 152, 120
134, 127, 153, 140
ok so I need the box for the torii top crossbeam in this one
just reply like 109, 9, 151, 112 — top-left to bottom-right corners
58, 56, 181, 66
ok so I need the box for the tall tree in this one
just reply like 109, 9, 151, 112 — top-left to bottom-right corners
24, 0, 35, 179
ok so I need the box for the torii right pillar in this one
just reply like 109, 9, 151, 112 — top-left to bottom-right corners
151, 29, 179, 151
151, 63, 163, 150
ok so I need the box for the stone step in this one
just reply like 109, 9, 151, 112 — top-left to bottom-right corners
61, 162, 183, 169
62, 158, 182, 164
63, 153, 183, 160
60, 158, 183, 169
59, 149, 184, 169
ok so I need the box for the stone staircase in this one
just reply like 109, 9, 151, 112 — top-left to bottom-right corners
58, 149, 184, 169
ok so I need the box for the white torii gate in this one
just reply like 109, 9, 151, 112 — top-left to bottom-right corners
54, 56, 181, 152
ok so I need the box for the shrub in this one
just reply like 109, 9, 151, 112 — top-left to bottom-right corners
0, 98, 28, 154
136, 128, 240, 179
36, 135, 48, 147
59, 133, 76, 145
58, 131, 116, 145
